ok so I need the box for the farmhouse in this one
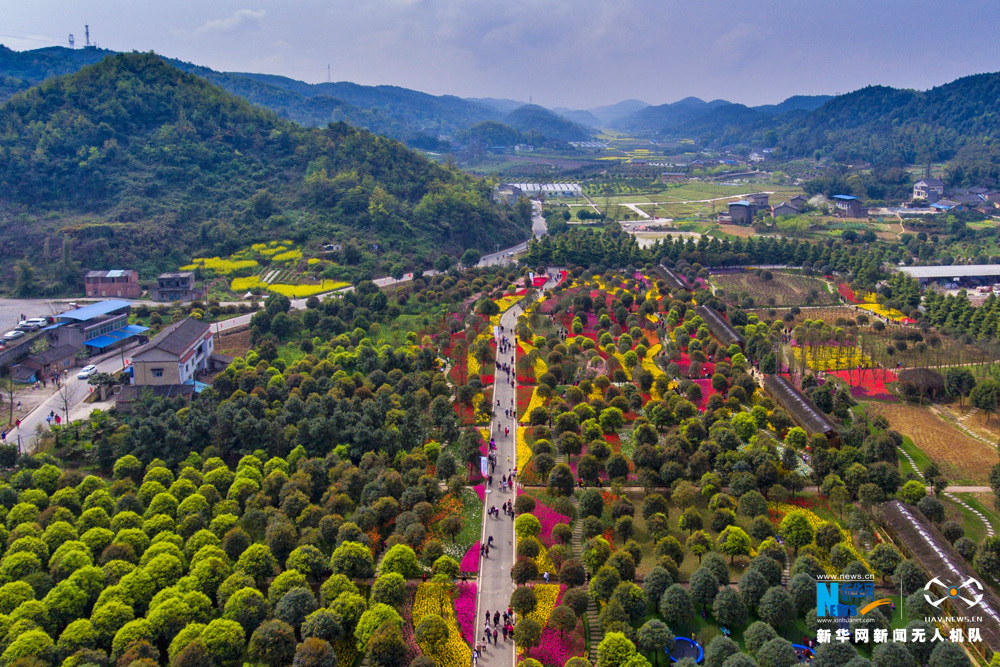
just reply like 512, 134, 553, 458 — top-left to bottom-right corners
727, 201, 753, 224
832, 195, 866, 218
771, 202, 800, 217
84, 270, 141, 299
747, 193, 769, 207
913, 178, 945, 202
930, 199, 964, 212
789, 194, 809, 209
762, 374, 839, 438
695, 305, 744, 348
151, 272, 202, 302
131, 317, 214, 387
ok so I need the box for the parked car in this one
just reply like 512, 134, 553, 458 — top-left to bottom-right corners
77, 365, 98, 379
15, 321, 35, 331
24, 318, 47, 329
2, 330, 25, 341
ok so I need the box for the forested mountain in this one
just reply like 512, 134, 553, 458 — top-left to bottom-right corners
503, 104, 592, 141
0, 53, 531, 285
614, 73, 1000, 177
0, 45, 503, 145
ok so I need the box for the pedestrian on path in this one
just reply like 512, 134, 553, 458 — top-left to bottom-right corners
493, 629, 498, 644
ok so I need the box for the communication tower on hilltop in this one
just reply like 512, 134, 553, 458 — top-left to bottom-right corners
85, 25, 90, 48
68, 34, 75, 48
327, 64, 332, 83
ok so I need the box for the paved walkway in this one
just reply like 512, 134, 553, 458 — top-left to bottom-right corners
474, 304, 519, 667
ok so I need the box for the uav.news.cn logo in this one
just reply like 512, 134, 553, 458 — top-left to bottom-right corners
923, 576, 984, 609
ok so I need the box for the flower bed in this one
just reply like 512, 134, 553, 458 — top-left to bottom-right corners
837, 284, 860, 304
523, 589, 586, 665
824, 369, 897, 401
460, 542, 481, 574
534, 502, 571, 547
517, 427, 532, 469
413, 583, 472, 667
455, 582, 478, 643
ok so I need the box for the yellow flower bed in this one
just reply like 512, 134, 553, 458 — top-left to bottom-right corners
479, 427, 491, 444
533, 552, 556, 583
307, 258, 321, 266
523, 387, 545, 420
516, 427, 532, 469
473, 392, 489, 424
230, 276, 267, 292
273, 249, 304, 263
413, 583, 471, 667
180, 257, 259, 275
533, 357, 548, 379
791, 346, 870, 371
468, 353, 481, 377
517, 584, 560, 655
266, 280, 349, 298
610, 351, 632, 380
857, 303, 907, 319
496, 294, 525, 313
769, 502, 872, 575
258, 245, 288, 256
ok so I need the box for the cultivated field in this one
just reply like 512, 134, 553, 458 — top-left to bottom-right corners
868, 402, 997, 484
713, 270, 835, 307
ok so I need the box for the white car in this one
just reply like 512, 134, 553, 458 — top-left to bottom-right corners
24, 318, 47, 329
77, 365, 98, 379
2, 330, 24, 341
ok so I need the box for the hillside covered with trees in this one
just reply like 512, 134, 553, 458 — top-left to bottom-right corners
0, 53, 531, 291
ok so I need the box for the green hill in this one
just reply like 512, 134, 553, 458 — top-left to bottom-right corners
0, 53, 531, 292
0, 45, 501, 146
503, 104, 591, 142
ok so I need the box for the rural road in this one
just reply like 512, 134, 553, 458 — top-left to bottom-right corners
474, 271, 556, 667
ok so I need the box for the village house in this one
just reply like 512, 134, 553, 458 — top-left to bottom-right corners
130, 317, 214, 387
913, 178, 945, 203
84, 270, 141, 299
150, 272, 202, 302
832, 194, 866, 218
771, 202, 800, 217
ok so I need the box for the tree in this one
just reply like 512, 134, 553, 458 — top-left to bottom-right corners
869, 543, 904, 583
658, 584, 693, 628
355, 603, 403, 650
974, 535, 1000, 580
331, 541, 375, 579
717, 526, 752, 564
705, 636, 740, 667
892, 560, 927, 596
757, 586, 794, 630
414, 614, 449, 660
516, 617, 542, 657
945, 368, 977, 408
712, 586, 748, 629
549, 605, 578, 638
548, 464, 575, 496
679, 507, 703, 535
461, 249, 483, 268
381, 544, 420, 578
367, 622, 408, 667
370, 572, 407, 607
689, 567, 721, 608
248, 620, 297, 667
636, 619, 673, 667
743, 621, 777, 655
597, 632, 637, 667
511, 585, 538, 617
898, 480, 926, 505
756, 637, 797, 667
928, 641, 972, 667
224, 586, 271, 636
778, 511, 814, 555
871, 643, 916, 667
440, 515, 464, 543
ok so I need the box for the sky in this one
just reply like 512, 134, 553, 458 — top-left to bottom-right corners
3, 0, 1000, 109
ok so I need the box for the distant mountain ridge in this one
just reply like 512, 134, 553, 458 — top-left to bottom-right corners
0, 53, 530, 285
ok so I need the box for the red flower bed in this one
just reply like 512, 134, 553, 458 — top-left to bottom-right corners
516, 385, 535, 420
674, 352, 715, 377
838, 283, 860, 304
460, 544, 480, 576
534, 502, 571, 547
455, 581, 478, 642
522, 585, 587, 665
825, 369, 897, 401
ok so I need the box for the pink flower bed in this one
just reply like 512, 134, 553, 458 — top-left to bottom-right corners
473, 484, 486, 502
533, 502, 571, 547
523, 586, 586, 666
825, 369, 897, 401
455, 581, 478, 643
461, 541, 481, 574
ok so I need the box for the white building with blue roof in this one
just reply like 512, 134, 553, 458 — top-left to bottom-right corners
45, 300, 149, 356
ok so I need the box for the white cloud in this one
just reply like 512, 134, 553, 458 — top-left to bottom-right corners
194, 9, 266, 35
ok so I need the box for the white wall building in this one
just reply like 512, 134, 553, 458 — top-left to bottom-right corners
504, 183, 582, 197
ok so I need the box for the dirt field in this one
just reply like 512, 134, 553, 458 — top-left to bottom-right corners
215, 326, 251, 357
869, 402, 997, 484
713, 270, 836, 307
